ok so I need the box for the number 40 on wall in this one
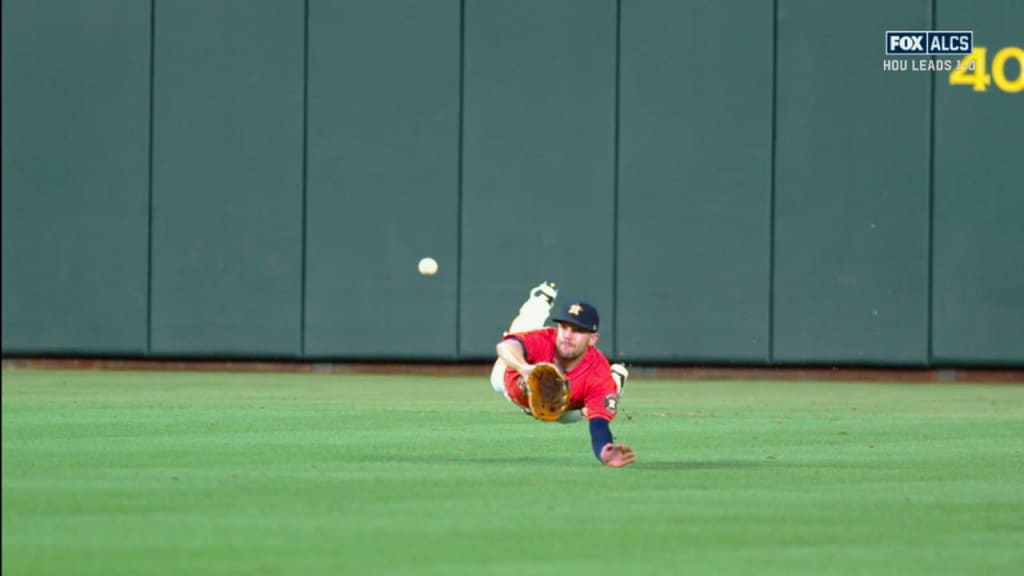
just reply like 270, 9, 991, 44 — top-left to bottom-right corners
949, 46, 1024, 92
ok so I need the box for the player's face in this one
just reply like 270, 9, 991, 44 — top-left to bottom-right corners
555, 322, 598, 360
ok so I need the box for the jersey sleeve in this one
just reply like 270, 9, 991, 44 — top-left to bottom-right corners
504, 328, 555, 364
583, 371, 620, 421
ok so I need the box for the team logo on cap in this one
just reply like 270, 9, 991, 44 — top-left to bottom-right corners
568, 303, 584, 316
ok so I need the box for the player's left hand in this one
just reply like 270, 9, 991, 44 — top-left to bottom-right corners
600, 443, 636, 468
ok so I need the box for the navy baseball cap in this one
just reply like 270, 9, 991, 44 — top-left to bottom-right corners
550, 300, 600, 333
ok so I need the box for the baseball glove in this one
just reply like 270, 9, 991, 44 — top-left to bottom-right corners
526, 363, 570, 422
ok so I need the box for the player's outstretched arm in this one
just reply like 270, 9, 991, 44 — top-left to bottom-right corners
496, 339, 534, 380
589, 418, 635, 467
599, 443, 636, 468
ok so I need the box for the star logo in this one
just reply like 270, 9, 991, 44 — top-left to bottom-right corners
568, 304, 584, 316
605, 393, 618, 413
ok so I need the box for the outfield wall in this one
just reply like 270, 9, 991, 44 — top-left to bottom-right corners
3, 0, 1022, 366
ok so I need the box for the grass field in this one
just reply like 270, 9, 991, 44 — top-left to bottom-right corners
2, 368, 1022, 575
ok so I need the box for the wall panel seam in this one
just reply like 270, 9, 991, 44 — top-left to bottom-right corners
927, 0, 936, 365
300, 0, 310, 357
456, 0, 466, 358
612, 0, 622, 359
768, 0, 779, 365
146, 0, 156, 357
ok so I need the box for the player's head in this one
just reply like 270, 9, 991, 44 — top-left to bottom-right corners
550, 301, 600, 359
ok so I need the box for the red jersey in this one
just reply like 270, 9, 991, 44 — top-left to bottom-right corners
503, 328, 619, 421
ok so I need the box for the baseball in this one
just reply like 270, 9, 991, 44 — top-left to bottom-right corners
417, 257, 438, 276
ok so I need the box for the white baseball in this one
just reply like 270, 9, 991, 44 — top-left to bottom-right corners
418, 257, 438, 276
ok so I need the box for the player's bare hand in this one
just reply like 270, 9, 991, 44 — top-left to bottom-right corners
600, 443, 636, 468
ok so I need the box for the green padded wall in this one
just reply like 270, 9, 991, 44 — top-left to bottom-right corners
150, 1, 304, 357
304, 0, 460, 359
3, 1, 1021, 366
773, 0, 931, 365
1, 0, 150, 354
459, 0, 617, 358
617, 0, 773, 363
932, 0, 1024, 365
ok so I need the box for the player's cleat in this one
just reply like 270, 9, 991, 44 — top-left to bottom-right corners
611, 363, 629, 396
529, 281, 558, 305
507, 281, 558, 334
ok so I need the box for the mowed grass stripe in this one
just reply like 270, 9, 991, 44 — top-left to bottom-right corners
3, 369, 1022, 576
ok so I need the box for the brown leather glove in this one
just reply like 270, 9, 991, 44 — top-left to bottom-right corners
526, 363, 569, 422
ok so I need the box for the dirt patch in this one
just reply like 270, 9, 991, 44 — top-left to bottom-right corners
2, 357, 1020, 383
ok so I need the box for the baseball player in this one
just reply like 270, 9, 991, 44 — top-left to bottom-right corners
490, 282, 636, 468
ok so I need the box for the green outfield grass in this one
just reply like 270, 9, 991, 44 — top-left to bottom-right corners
2, 369, 1022, 575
